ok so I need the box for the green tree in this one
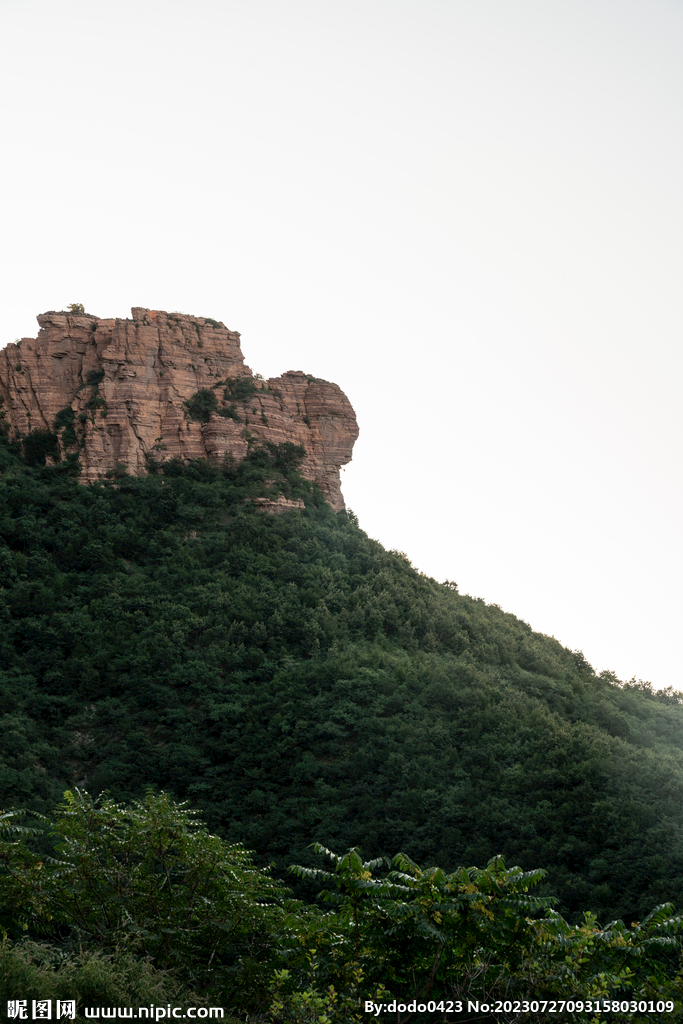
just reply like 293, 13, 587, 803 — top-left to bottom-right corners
184, 388, 219, 423
285, 845, 683, 1023
288, 845, 554, 1013
22, 429, 60, 466
3, 790, 287, 1001
223, 375, 258, 403
5, 428, 683, 924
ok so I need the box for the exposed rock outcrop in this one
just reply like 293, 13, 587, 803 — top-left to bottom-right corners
0, 308, 358, 510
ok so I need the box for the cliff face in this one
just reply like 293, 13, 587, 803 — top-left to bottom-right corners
0, 308, 358, 510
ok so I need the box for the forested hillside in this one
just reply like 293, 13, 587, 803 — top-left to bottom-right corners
2, 430, 683, 927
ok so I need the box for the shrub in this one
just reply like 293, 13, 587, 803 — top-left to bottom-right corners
22, 429, 61, 466
53, 407, 75, 431
267, 441, 306, 470
184, 389, 219, 423
54, 407, 78, 448
223, 376, 258, 403
0, 939, 195, 1010
218, 405, 241, 422
3, 791, 287, 1004
105, 462, 129, 479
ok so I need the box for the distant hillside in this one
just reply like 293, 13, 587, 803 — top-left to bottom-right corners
1, 430, 683, 923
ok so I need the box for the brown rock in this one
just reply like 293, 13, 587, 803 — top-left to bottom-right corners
0, 308, 358, 510
252, 495, 307, 514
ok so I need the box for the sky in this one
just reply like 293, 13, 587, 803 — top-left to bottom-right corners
1, 0, 682, 688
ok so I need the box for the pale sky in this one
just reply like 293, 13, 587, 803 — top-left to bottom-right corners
2, 0, 682, 688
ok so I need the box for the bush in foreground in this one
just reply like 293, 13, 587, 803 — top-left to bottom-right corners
2, 792, 683, 1022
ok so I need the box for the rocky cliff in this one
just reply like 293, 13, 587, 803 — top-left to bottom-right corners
0, 308, 358, 510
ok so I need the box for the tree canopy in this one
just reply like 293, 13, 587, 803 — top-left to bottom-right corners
2, 429, 683, 935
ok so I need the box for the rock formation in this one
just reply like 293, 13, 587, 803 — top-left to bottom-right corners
0, 308, 358, 511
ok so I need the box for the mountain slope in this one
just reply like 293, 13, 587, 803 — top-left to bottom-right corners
1, 432, 682, 923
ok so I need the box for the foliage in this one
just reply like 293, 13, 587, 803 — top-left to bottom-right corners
182, 377, 274, 426
246, 440, 306, 471
53, 406, 75, 432
66, 303, 85, 314
184, 389, 217, 423
21, 429, 61, 466
4, 431, 683, 929
184, 388, 219, 423
218, 404, 241, 421
279, 845, 683, 1022
0, 808, 42, 936
2, 795, 683, 1021
1, 790, 287, 1006
223, 375, 258, 403
287, 844, 556, 1014
0, 940, 197, 1019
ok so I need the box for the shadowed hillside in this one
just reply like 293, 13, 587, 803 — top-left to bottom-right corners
1, 429, 682, 925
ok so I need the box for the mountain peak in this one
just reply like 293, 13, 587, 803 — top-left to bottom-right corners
0, 307, 358, 509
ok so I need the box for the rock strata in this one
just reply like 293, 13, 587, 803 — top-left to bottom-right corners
0, 308, 358, 510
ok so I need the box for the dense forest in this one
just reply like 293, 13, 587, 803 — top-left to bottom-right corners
2, 427, 683, 1020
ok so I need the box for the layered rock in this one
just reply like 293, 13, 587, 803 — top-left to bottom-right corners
0, 308, 358, 510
